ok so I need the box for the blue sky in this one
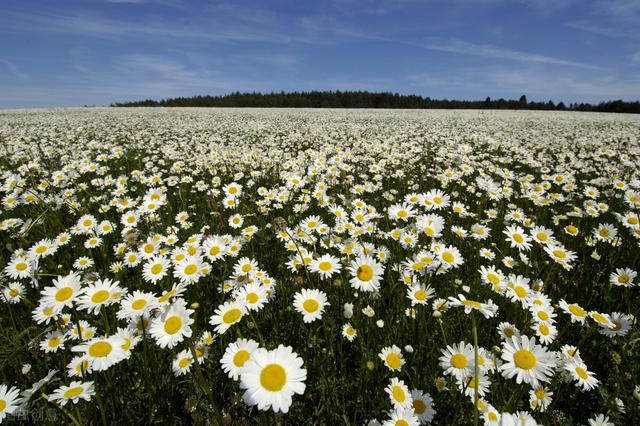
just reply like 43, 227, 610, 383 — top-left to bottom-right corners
1, 0, 639, 108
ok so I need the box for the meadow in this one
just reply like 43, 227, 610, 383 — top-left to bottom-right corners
0, 108, 638, 425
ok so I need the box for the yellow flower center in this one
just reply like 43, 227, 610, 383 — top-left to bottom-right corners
164, 316, 183, 335
260, 364, 287, 391
537, 311, 549, 321
241, 264, 252, 273
415, 290, 427, 301
183, 264, 198, 275
514, 286, 527, 298
318, 261, 332, 271
575, 367, 588, 380
63, 386, 84, 398
16, 262, 28, 271
223, 308, 242, 324
568, 305, 586, 317
539, 324, 550, 335
618, 275, 629, 284
536, 233, 548, 242
179, 358, 190, 368
535, 389, 545, 399
246, 293, 259, 304
151, 264, 163, 275
552, 250, 566, 259
89, 341, 113, 358
132, 299, 147, 310
392, 385, 406, 402
451, 354, 467, 369
488, 274, 500, 285
413, 399, 426, 414
209, 246, 220, 256
48, 337, 60, 347
513, 349, 537, 370
440, 251, 455, 264
463, 300, 482, 308
591, 313, 609, 324
91, 290, 110, 304
55, 287, 73, 302
396, 421, 409, 426
398, 210, 408, 218
357, 264, 374, 281
303, 299, 319, 313
233, 349, 251, 367
36, 245, 48, 254
122, 338, 131, 351
513, 234, 524, 244
386, 353, 402, 369
9, 289, 19, 297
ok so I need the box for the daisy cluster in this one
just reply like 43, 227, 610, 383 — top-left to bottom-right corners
0, 108, 638, 424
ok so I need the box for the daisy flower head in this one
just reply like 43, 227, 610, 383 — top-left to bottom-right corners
220, 338, 260, 380
599, 312, 634, 337
407, 284, 435, 306
435, 245, 464, 269
49, 381, 95, 406
202, 236, 228, 261
72, 336, 127, 371
439, 341, 475, 379
564, 360, 599, 391
0, 384, 21, 422
342, 323, 357, 341
504, 225, 532, 251
40, 330, 65, 353
234, 282, 268, 311
379, 345, 405, 372
448, 294, 498, 319
500, 335, 557, 387
529, 386, 553, 412
40, 272, 83, 310
239, 345, 306, 413
458, 371, 491, 398
142, 256, 170, 284
383, 408, 419, 426
149, 299, 194, 348
609, 268, 636, 287
588, 414, 614, 426
172, 350, 193, 377
293, 288, 329, 323
410, 389, 436, 424
349, 255, 384, 292
234, 257, 259, 277
559, 300, 588, 325
117, 290, 158, 320
543, 244, 576, 270
4, 255, 32, 280
210, 299, 246, 335
385, 377, 413, 409
3, 282, 24, 304
309, 254, 342, 280
77, 278, 119, 315
173, 255, 205, 284
497, 322, 521, 341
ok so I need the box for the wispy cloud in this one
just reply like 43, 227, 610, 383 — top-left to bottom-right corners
420, 38, 604, 70
0, 11, 314, 45
0, 59, 28, 81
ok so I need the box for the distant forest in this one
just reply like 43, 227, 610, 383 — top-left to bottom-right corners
112, 91, 640, 113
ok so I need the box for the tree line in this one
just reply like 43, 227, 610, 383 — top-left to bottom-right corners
111, 91, 640, 113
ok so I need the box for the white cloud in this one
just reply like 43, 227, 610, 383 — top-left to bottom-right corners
420, 38, 604, 70
0, 60, 28, 81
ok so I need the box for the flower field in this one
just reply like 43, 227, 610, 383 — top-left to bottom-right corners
0, 108, 639, 425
